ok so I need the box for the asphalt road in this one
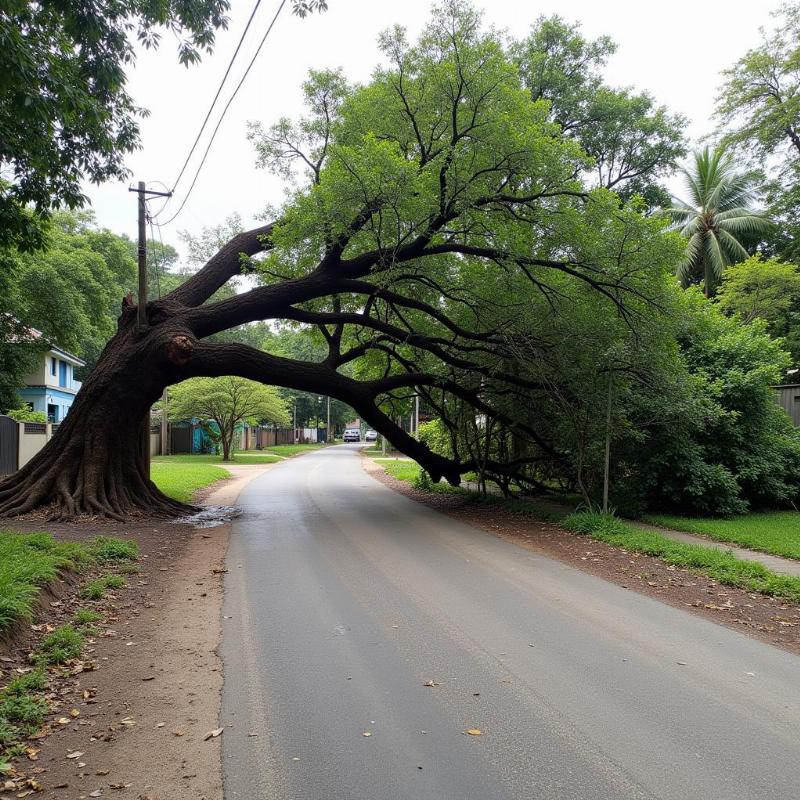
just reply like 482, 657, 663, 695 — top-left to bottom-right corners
220, 445, 800, 800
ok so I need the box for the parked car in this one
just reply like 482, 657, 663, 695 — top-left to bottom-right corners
365, 429, 378, 442
343, 428, 361, 442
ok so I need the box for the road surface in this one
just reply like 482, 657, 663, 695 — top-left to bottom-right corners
221, 445, 800, 800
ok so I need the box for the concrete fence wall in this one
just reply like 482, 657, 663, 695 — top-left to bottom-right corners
0, 419, 59, 473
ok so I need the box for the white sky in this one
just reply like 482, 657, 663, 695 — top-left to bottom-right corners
83, 0, 780, 257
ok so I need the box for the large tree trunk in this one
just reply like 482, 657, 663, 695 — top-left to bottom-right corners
0, 306, 195, 520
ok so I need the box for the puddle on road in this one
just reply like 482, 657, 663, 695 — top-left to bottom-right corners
172, 505, 241, 528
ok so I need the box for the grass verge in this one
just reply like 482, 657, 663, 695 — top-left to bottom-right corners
150, 461, 230, 502
0, 533, 138, 769
0, 531, 138, 633
645, 511, 800, 561
1, 533, 97, 633
565, 511, 800, 604
374, 458, 466, 494
152, 453, 281, 466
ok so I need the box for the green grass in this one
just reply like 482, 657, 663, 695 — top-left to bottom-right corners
261, 444, 326, 457
81, 574, 125, 600
565, 511, 800, 604
73, 608, 103, 626
152, 453, 281, 465
150, 461, 230, 502
645, 511, 800, 561
376, 458, 424, 483
0, 532, 92, 632
34, 624, 85, 666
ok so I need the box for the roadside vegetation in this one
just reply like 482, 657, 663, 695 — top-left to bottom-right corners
150, 462, 230, 503
153, 453, 280, 465
0, 532, 138, 770
565, 512, 800, 604
0, 531, 137, 634
0, 533, 92, 632
645, 512, 800, 561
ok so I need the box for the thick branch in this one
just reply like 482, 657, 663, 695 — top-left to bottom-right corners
167, 222, 276, 308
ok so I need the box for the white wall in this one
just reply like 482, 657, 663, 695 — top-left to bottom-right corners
17, 424, 49, 469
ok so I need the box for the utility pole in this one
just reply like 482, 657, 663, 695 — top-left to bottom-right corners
127, 182, 172, 472
326, 396, 331, 443
293, 401, 297, 443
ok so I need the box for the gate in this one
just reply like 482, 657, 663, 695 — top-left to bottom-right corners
0, 415, 19, 475
170, 424, 192, 454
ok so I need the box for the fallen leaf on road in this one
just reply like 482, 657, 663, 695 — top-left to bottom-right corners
119, 718, 135, 726
141, 676, 155, 682
173, 730, 185, 737
204, 728, 224, 741
89, 791, 102, 798
466, 729, 482, 736
422, 680, 439, 687
66, 752, 83, 760
362, 732, 372, 737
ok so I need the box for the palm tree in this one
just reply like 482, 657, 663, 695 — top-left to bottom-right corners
667, 146, 771, 297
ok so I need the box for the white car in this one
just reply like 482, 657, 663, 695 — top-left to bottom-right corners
365, 429, 378, 442
343, 428, 361, 442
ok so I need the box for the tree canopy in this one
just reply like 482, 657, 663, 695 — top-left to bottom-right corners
716, 3, 800, 261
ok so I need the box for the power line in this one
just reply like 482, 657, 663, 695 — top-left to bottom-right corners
168, 0, 265, 199
159, 0, 288, 227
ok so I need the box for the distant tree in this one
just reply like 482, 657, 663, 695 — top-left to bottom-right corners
2, 211, 138, 379
514, 16, 687, 206
716, 3, 800, 260
667, 147, 771, 296
168, 377, 289, 460
716, 254, 800, 365
0, 314, 42, 412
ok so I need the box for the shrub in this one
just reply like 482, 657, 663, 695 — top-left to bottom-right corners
4, 408, 47, 423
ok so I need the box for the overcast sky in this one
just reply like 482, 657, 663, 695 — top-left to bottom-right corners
84, 0, 780, 257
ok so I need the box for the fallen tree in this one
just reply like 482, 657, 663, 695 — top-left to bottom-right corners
0, 2, 672, 519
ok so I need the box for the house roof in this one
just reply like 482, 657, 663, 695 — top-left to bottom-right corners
4, 316, 85, 366
47, 344, 85, 367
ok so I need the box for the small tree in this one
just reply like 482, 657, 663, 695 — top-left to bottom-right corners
168, 377, 289, 461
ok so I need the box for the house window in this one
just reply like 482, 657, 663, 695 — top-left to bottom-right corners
50, 357, 57, 376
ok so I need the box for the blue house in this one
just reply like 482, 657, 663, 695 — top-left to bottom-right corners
18, 343, 85, 422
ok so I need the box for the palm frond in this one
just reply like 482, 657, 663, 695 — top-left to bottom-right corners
716, 228, 750, 263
